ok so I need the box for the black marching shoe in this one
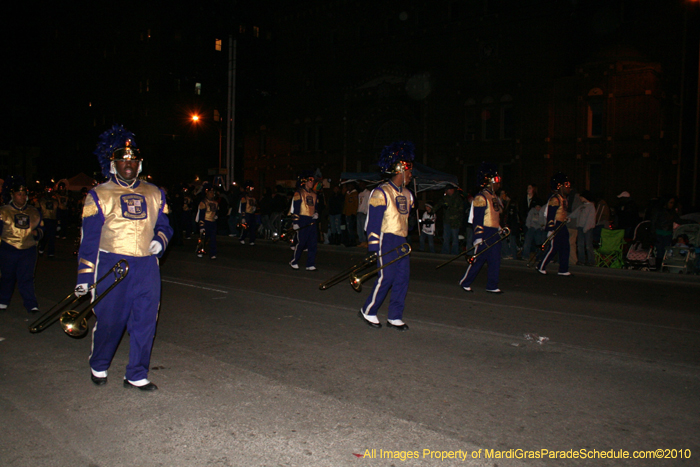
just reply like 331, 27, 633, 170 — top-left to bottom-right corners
91, 374, 107, 386
123, 380, 158, 391
358, 311, 381, 329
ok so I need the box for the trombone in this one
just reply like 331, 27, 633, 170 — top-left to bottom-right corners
29, 260, 129, 338
279, 222, 316, 243
539, 219, 569, 251
349, 243, 411, 292
435, 227, 510, 269
318, 243, 411, 292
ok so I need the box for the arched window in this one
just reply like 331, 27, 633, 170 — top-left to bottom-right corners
500, 94, 515, 140
587, 88, 604, 138
481, 97, 497, 141
465, 98, 477, 142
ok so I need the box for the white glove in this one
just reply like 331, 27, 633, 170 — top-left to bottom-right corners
473, 238, 483, 246
292, 224, 300, 230
547, 231, 554, 238
312, 213, 319, 219
75, 283, 89, 297
149, 240, 163, 255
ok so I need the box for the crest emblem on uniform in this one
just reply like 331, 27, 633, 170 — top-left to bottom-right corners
305, 195, 315, 206
395, 195, 409, 214
121, 194, 148, 220
14, 213, 30, 229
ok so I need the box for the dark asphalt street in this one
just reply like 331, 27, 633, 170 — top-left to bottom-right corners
1, 234, 699, 466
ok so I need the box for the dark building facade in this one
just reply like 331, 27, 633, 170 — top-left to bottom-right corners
242, 0, 700, 208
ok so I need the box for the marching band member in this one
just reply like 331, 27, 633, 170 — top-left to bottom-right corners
0, 180, 43, 313
38, 184, 59, 257
358, 141, 415, 331
76, 125, 173, 391
459, 163, 505, 294
537, 172, 572, 276
289, 171, 318, 271
196, 183, 219, 259
239, 180, 257, 246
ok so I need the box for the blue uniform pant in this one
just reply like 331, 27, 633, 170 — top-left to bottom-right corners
460, 237, 502, 291
292, 219, 317, 267
539, 225, 570, 273
90, 252, 161, 382
40, 218, 58, 256
362, 234, 409, 321
0, 243, 38, 310
240, 213, 257, 243
203, 220, 217, 257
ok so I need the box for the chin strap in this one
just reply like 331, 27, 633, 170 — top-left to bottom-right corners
114, 173, 138, 189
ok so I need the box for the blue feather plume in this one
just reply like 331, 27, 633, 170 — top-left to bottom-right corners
94, 124, 137, 178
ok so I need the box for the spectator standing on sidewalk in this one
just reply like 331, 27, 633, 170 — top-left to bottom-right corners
433, 185, 463, 255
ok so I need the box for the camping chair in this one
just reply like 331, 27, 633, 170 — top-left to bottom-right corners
595, 229, 626, 268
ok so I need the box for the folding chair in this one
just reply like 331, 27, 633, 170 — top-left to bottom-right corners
595, 229, 625, 268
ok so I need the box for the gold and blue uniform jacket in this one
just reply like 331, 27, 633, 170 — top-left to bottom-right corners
0, 202, 43, 250
239, 195, 257, 215
469, 189, 502, 241
545, 193, 568, 231
290, 188, 317, 226
366, 181, 414, 252
39, 195, 59, 220
76, 178, 173, 284
197, 199, 219, 224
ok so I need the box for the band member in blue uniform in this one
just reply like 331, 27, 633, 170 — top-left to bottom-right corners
358, 141, 415, 331
196, 183, 219, 259
460, 163, 505, 294
0, 181, 43, 313
38, 184, 59, 257
75, 125, 173, 391
537, 172, 571, 276
239, 180, 257, 245
289, 171, 318, 271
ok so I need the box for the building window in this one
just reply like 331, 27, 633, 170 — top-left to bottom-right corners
259, 133, 267, 156
500, 95, 515, 140
213, 109, 220, 122
481, 97, 497, 141
253, 26, 260, 38
239, 24, 246, 34
215, 38, 222, 51
587, 88, 604, 138
195, 83, 202, 95
374, 119, 411, 150
465, 98, 477, 142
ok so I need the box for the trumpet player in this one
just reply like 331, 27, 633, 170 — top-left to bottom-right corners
460, 163, 505, 294
537, 172, 572, 276
76, 125, 172, 391
289, 171, 318, 271
358, 141, 415, 331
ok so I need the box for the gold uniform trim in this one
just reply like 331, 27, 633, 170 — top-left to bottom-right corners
78, 258, 95, 274
82, 203, 99, 218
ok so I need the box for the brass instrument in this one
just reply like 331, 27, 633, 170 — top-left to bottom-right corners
349, 243, 411, 292
539, 219, 569, 251
195, 229, 207, 255
435, 227, 510, 269
29, 260, 129, 337
319, 243, 411, 292
280, 222, 315, 244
